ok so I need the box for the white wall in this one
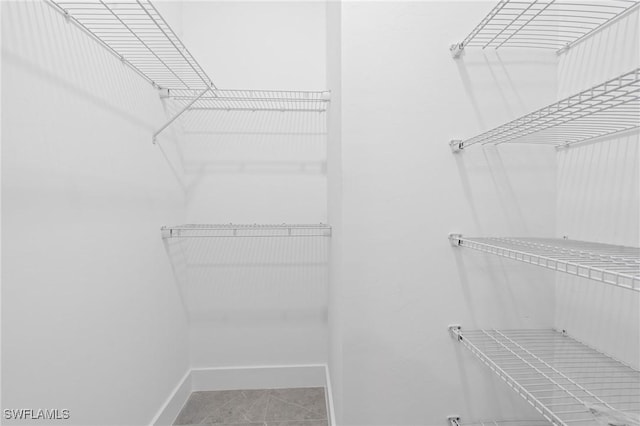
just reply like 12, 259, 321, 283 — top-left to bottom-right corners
181, 1, 326, 91
165, 2, 330, 369
326, 0, 344, 422
555, 8, 640, 369
5, 2, 636, 425
332, 2, 559, 424
1, 2, 189, 425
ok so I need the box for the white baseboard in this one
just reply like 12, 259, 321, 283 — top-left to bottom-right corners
324, 364, 337, 426
152, 364, 335, 426
150, 369, 191, 426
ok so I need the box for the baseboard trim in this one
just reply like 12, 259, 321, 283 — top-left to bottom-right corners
152, 364, 334, 426
150, 369, 191, 426
324, 364, 337, 426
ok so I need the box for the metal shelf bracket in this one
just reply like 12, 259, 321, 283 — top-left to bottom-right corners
447, 416, 461, 426
161, 226, 181, 239
450, 43, 464, 58
449, 233, 463, 247
448, 324, 462, 340
449, 140, 464, 153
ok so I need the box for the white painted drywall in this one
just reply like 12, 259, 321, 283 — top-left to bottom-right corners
332, 2, 559, 424
555, 8, 640, 369
165, 2, 330, 369
1, 2, 189, 424
326, 0, 344, 423
5, 2, 635, 425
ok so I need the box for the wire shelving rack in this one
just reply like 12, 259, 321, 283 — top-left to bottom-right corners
154, 88, 330, 142
448, 417, 550, 426
161, 224, 332, 239
450, 0, 640, 57
449, 327, 640, 426
449, 235, 640, 291
449, 68, 640, 151
169, 89, 331, 112
47, 1, 332, 143
153, 88, 331, 142
47, 0, 213, 91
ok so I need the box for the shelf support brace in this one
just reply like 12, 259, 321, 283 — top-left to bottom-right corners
153, 86, 212, 144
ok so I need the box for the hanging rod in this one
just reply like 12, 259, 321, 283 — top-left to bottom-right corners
450, 0, 640, 57
450, 68, 640, 151
448, 326, 640, 426
161, 224, 332, 239
47, 0, 214, 91
449, 234, 640, 291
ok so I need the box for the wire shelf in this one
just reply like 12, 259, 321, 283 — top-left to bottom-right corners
449, 235, 640, 291
169, 89, 331, 112
153, 88, 330, 141
48, 0, 213, 91
48, 1, 331, 141
451, 0, 640, 55
161, 224, 332, 238
450, 69, 640, 150
449, 327, 640, 426
448, 417, 550, 426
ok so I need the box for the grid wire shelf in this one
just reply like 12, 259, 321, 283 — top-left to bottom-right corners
48, 0, 213, 91
448, 417, 550, 426
170, 89, 331, 112
449, 235, 640, 291
161, 224, 332, 238
450, 68, 640, 150
451, 0, 640, 55
449, 327, 640, 426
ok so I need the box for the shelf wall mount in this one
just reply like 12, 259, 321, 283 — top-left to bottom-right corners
450, 43, 464, 59
447, 416, 461, 426
449, 234, 640, 291
451, 0, 640, 56
448, 68, 640, 149
449, 140, 464, 153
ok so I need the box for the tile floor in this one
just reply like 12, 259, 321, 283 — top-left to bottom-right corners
174, 387, 328, 426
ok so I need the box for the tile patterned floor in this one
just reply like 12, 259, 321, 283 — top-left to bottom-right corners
174, 387, 328, 426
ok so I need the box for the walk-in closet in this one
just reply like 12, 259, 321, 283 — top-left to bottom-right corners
2, 0, 638, 425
